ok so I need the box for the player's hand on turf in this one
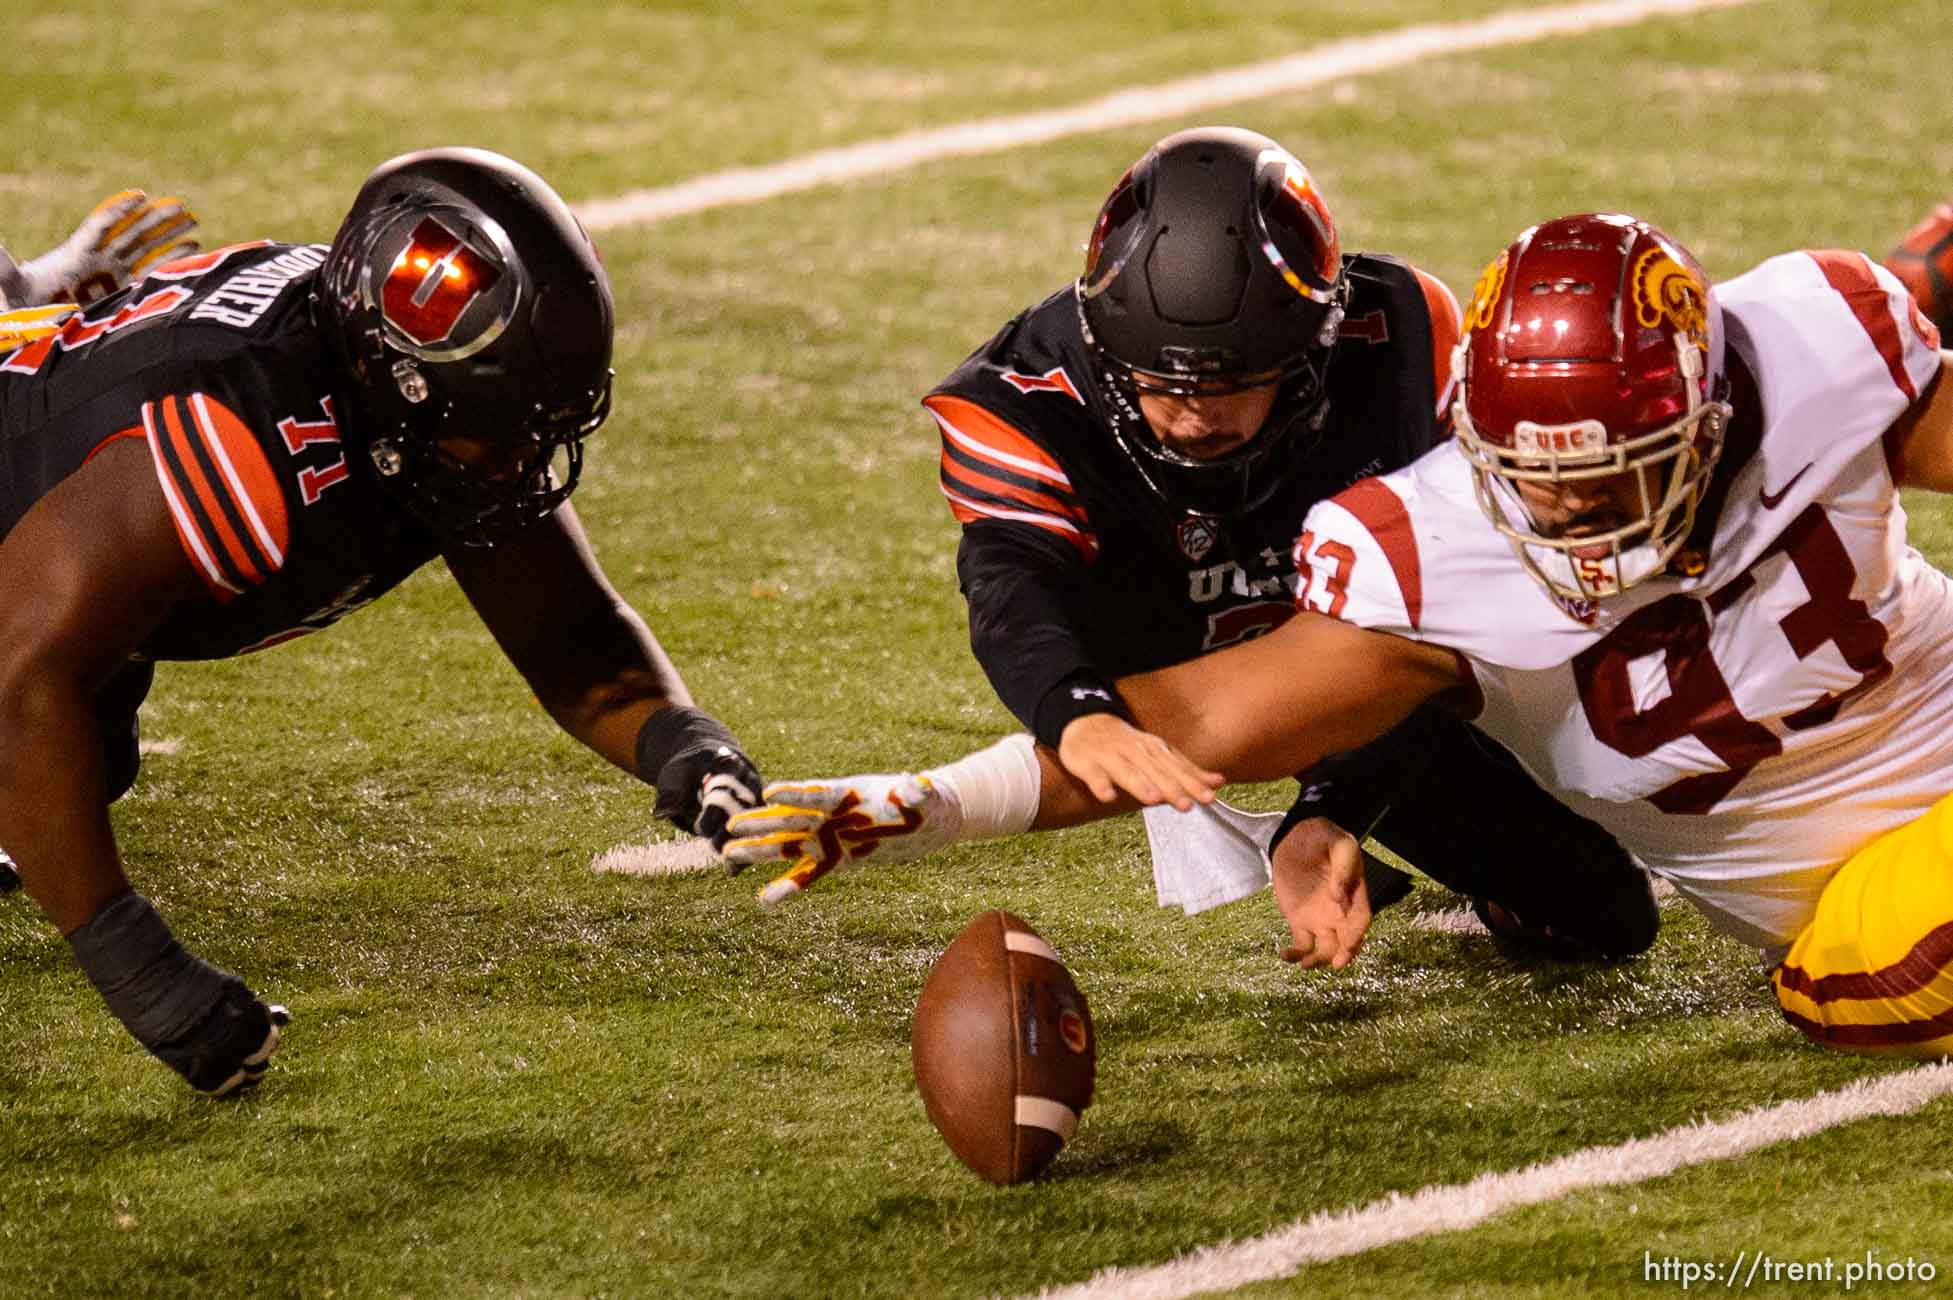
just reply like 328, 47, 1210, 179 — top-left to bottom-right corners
157, 988, 291, 1097
1272, 815, 1371, 971
655, 741, 763, 853
721, 772, 964, 905
15, 190, 200, 307
1057, 713, 1223, 811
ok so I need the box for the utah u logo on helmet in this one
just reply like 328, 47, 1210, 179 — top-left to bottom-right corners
377, 214, 511, 357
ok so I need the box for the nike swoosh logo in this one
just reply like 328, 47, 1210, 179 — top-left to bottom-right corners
1759, 461, 1814, 509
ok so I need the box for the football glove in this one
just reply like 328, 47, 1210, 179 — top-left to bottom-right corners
1, 190, 200, 309
655, 741, 763, 852
159, 988, 291, 1097
722, 772, 966, 905
66, 891, 289, 1095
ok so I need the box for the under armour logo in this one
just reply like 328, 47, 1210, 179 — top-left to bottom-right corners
1070, 686, 1113, 702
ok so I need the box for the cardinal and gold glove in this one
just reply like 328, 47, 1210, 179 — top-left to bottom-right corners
0, 190, 200, 309
723, 772, 968, 905
721, 734, 1043, 905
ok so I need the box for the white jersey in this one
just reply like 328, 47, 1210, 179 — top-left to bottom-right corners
1296, 250, 1952, 953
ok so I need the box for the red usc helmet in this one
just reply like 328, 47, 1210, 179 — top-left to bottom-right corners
1452, 213, 1731, 601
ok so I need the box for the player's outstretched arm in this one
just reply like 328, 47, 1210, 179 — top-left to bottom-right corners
723, 613, 1458, 901
1052, 711, 1225, 810
0, 190, 199, 309
0, 439, 286, 1094
446, 505, 762, 849
1888, 354, 1953, 491
1111, 611, 1462, 784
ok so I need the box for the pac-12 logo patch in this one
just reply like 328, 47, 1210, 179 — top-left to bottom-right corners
999, 365, 1084, 404
1176, 515, 1218, 562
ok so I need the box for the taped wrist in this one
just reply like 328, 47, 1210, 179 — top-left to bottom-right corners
1031, 671, 1132, 750
922, 733, 1041, 839
635, 704, 741, 822
66, 892, 249, 1057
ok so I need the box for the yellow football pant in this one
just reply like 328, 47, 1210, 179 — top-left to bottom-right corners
1772, 793, 1953, 1058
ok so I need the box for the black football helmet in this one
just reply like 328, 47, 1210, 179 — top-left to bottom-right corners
316, 147, 614, 546
1077, 126, 1349, 517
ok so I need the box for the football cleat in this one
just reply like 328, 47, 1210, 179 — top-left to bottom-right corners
1472, 896, 1611, 962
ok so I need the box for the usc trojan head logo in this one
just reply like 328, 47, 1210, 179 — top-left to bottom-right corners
370, 209, 518, 362
1462, 250, 1508, 335
1631, 246, 1711, 356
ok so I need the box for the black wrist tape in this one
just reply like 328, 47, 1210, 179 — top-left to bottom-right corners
1031, 672, 1132, 750
66, 891, 246, 1051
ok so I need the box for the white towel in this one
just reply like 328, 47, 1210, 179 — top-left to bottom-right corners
1142, 799, 1287, 915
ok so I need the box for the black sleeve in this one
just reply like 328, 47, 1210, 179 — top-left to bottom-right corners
1291, 700, 1455, 838
956, 520, 1133, 748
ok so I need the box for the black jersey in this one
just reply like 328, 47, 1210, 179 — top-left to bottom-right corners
0, 241, 440, 661
927, 253, 1458, 739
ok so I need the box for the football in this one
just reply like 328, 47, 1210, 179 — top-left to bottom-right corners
910, 910, 1096, 1184
1883, 200, 1953, 337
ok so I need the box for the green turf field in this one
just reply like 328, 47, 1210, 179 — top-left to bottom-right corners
6, 1, 1953, 1296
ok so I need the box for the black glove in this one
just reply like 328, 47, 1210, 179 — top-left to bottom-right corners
636, 706, 763, 853
67, 891, 289, 1095
154, 986, 290, 1095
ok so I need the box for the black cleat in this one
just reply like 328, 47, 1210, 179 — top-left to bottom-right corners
0, 852, 19, 895
1472, 896, 1610, 962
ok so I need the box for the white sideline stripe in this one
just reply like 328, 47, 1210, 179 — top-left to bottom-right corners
576, 0, 1763, 231
1028, 1062, 1953, 1300
1004, 929, 1062, 963
1016, 1095, 1080, 1141
592, 837, 719, 876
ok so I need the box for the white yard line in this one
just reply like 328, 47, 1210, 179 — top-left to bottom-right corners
592, 837, 719, 876
1031, 1062, 1953, 1300
577, 0, 1765, 231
